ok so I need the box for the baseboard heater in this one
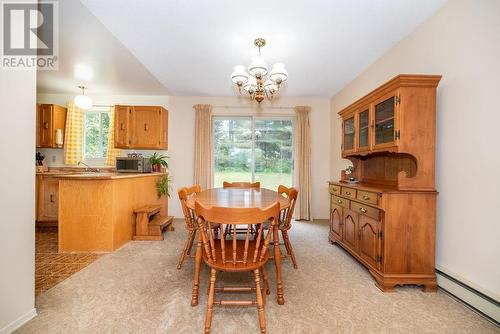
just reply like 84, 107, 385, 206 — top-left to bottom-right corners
436, 268, 500, 325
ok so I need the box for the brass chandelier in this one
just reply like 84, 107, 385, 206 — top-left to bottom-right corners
231, 38, 288, 104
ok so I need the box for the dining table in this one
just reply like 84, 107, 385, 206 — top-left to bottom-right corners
186, 187, 289, 306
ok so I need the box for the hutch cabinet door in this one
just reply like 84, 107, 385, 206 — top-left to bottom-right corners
358, 215, 381, 270
342, 115, 356, 155
39, 104, 53, 147
115, 105, 131, 148
372, 91, 399, 150
133, 106, 161, 148
330, 202, 343, 240
159, 107, 168, 149
342, 209, 358, 251
356, 106, 371, 152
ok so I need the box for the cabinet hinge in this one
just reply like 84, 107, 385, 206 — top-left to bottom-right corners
378, 231, 384, 239
395, 95, 401, 105
395, 130, 400, 140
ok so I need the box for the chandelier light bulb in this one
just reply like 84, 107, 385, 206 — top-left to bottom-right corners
230, 65, 249, 85
248, 56, 268, 78
269, 63, 288, 84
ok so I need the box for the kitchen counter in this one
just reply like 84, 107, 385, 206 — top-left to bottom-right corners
53, 172, 165, 180
57, 172, 168, 252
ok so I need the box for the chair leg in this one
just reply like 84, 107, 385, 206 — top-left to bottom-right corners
282, 230, 298, 269
177, 231, 193, 269
261, 265, 270, 295
254, 269, 266, 334
204, 268, 217, 334
186, 229, 196, 256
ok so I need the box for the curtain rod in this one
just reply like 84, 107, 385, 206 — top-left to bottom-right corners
212, 105, 295, 110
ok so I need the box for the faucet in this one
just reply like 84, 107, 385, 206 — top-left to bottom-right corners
77, 161, 100, 173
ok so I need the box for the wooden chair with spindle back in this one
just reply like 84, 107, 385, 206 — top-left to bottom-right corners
222, 181, 261, 189
176, 185, 201, 269
195, 200, 280, 334
276, 185, 299, 269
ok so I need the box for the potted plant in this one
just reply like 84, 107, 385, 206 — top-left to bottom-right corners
149, 152, 169, 172
156, 175, 171, 198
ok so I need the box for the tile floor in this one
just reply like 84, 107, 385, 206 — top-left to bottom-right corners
35, 227, 102, 295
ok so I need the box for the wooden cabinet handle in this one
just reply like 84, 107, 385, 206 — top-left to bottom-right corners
363, 195, 370, 200
359, 207, 367, 214
50, 194, 54, 203
44, 122, 49, 129
120, 123, 125, 130
331, 188, 337, 192
345, 191, 351, 195
144, 123, 148, 131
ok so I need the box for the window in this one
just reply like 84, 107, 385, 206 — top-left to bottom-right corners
213, 116, 294, 190
83, 110, 110, 162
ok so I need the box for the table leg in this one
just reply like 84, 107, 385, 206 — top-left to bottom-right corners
273, 224, 285, 305
191, 232, 203, 306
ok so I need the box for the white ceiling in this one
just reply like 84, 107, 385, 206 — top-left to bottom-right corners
79, 0, 447, 97
37, 0, 168, 96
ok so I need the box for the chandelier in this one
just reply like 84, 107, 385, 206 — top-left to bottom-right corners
231, 38, 288, 104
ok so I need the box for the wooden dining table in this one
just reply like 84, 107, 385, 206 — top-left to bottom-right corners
186, 187, 289, 306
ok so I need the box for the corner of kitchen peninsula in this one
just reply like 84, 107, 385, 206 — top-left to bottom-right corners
55, 172, 168, 252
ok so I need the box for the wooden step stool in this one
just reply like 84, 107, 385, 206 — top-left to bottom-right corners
133, 205, 174, 241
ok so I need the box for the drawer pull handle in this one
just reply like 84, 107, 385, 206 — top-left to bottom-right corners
332, 188, 337, 192
337, 199, 342, 204
359, 207, 367, 213
362, 195, 370, 200
345, 191, 351, 195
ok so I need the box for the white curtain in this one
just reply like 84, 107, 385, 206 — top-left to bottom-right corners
294, 106, 312, 220
193, 104, 213, 189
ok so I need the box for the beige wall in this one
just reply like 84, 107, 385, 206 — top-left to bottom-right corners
0, 72, 37, 330
330, 0, 500, 298
168, 96, 331, 219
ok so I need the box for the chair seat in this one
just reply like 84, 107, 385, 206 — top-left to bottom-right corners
202, 239, 269, 272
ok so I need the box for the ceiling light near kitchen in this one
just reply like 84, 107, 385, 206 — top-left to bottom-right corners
74, 86, 93, 110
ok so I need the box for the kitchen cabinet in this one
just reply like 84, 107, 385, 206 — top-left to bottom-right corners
114, 105, 168, 149
329, 202, 342, 241
36, 175, 59, 222
36, 104, 67, 148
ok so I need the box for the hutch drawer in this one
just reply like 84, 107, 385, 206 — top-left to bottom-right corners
356, 190, 379, 206
341, 187, 356, 199
332, 195, 350, 209
351, 201, 380, 220
329, 184, 341, 195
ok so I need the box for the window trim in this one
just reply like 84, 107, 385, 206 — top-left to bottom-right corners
211, 115, 295, 188
82, 108, 111, 165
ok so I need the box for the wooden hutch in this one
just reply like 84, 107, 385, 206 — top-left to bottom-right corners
329, 74, 441, 292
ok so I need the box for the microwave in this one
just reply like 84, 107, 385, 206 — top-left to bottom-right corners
116, 157, 152, 173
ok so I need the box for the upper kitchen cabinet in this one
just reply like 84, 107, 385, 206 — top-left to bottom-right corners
339, 75, 441, 158
36, 104, 67, 148
114, 105, 168, 150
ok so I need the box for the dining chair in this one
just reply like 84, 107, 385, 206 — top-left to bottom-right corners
176, 185, 201, 269
273, 185, 299, 269
222, 181, 261, 189
195, 200, 280, 334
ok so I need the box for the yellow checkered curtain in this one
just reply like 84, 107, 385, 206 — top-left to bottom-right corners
63, 103, 84, 165
105, 105, 122, 166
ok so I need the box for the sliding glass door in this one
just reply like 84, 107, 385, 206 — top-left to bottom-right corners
213, 116, 294, 189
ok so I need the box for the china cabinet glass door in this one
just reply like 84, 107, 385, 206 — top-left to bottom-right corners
357, 108, 370, 151
343, 116, 355, 153
373, 92, 398, 149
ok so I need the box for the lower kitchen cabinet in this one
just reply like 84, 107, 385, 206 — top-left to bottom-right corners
36, 175, 59, 222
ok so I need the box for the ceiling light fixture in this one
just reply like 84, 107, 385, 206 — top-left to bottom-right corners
231, 38, 288, 104
74, 85, 93, 110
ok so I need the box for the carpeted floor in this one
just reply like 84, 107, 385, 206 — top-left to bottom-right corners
19, 220, 498, 333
